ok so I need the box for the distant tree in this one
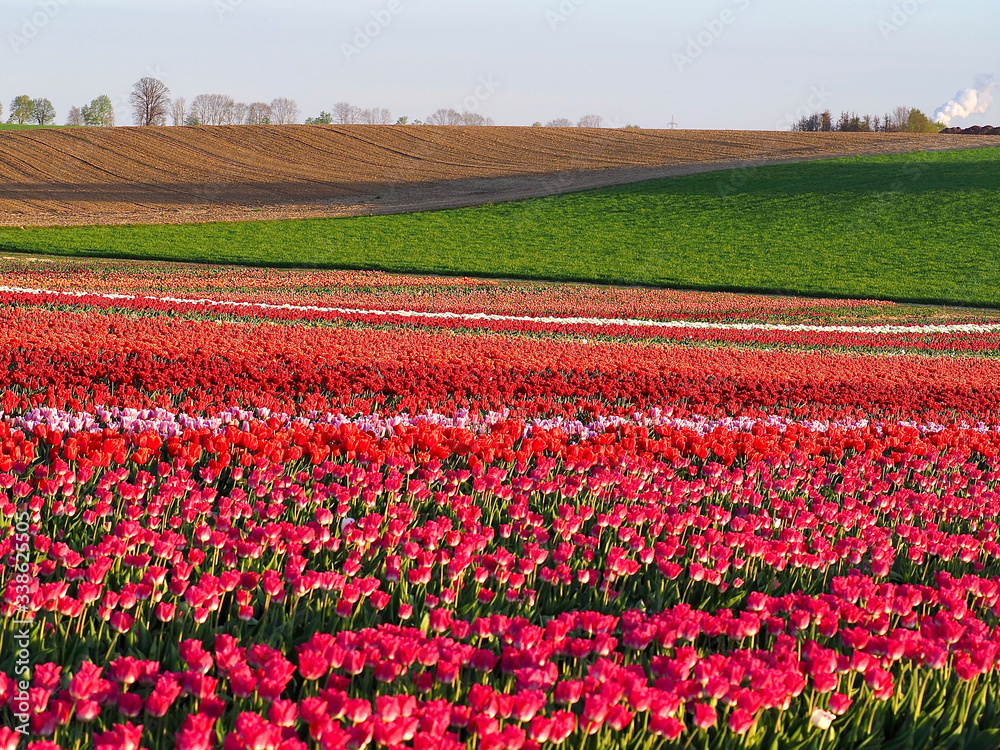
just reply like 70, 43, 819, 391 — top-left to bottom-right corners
32, 98, 56, 125
189, 94, 235, 125
545, 118, 572, 127
531, 121, 542, 127
170, 97, 186, 126
332, 101, 362, 124
188, 95, 211, 125
621, 123, 641, 129
305, 111, 333, 125
232, 102, 251, 125
246, 102, 271, 125
426, 108, 463, 125
8, 95, 33, 124
793, 113, 822, 132
906, 108, 944, 133
130, 77, 170, 126
215, 95, 236, 125
577, 114, 603, 128
269, 98, 299, 124
185, 113, 201, 126
0, 100, 3, 122
889, 106, 911, 133
395, 115, 409, 125
361, 107, 393, 125
460, 112, 491, 126
65, 106, 84, 126
82, 95, 115, 127
820, 110, 833, 131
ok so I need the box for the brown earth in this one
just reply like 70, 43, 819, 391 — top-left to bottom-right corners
0, 126, 998, 227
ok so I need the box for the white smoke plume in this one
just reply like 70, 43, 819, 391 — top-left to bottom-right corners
934, 75, 999, 126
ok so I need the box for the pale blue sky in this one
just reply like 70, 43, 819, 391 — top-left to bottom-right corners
2, 0, 997, 128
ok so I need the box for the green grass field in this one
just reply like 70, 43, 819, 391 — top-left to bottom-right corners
2, 147, 999, 305
0, 124, 61, 130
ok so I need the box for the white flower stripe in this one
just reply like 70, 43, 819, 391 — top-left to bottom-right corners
2, 285, 999, 335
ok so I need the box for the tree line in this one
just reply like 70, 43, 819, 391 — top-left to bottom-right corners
792, 106, 943, 133
304, 106, 614, 127
5, 77, 622, 129
127, 77, 300, 126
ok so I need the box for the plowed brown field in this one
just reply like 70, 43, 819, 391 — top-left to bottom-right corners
0, 126, 996, 227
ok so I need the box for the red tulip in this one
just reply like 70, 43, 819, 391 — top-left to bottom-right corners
727, 708, 756, 735
693, 702, 717, 730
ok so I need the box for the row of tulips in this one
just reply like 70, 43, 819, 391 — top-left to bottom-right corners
3, 306, 1000, 423
0, 257, 907, 323
5, 402, 1000, 748
5, 288, 1000, 353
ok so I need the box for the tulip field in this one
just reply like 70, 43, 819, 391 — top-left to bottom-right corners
4, 256, 1000, 750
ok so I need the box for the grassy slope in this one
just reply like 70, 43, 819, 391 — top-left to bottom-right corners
1, 147, 998, 305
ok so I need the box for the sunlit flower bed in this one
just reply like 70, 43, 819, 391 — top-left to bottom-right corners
3, 261, 1000, 749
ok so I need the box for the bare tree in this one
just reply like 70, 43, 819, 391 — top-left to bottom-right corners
232, 102, 251, 125
65, 106, 84, 126
188, 94, 235, 125
545, 118, 573, 127
426, 108, 464, 125
460, 112, 495, 126
577, 114, 603, 128
333, 101, 362, 124
246, 102, 272, 125
187, 95, 208, 125
360, 107, 393, 125
269, 97, 299, 124
215, 95, 235, 125
130, 77, 171, 126
170, 97, 187, 126
890, 106, 911, 133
